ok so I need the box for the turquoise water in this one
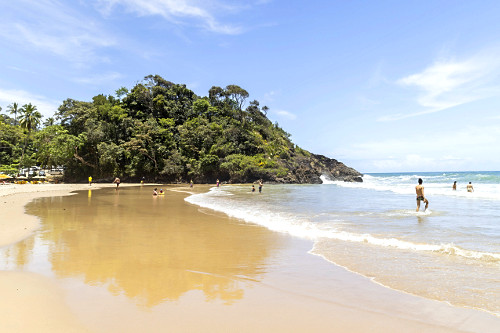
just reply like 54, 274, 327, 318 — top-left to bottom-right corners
185, 171, 500, 316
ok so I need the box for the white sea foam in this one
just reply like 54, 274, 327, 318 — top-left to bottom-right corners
185, 187, 500, 264
321, 174, 500, 201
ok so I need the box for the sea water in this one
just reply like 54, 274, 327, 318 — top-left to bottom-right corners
185, 172, 500, 316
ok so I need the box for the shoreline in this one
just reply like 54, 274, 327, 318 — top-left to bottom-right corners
1, 184, 499, 332
308, 244, 499, 319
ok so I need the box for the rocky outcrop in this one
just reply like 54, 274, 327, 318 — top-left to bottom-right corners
271, 153, 363, 184
311, 154, 363, 182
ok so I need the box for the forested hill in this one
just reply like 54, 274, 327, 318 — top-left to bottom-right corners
0, 75, 362, 183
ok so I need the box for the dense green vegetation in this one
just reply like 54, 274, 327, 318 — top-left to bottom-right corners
1, 75, 309, 183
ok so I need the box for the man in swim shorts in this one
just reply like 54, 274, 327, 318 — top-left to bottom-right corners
415, 178, 429, 212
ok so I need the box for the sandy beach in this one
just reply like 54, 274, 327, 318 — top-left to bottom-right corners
1, 183, 499, 332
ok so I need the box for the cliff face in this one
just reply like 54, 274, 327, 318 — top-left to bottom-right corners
271, 153, 363, 184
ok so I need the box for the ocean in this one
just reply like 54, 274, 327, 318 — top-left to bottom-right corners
185, 171, 500, 316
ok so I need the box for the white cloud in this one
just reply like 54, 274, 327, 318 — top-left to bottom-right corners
73, 72, 124, 85
95, 0, 243, 34
379, 50, 500, 121
263, 90, 278, 102
0, 0, 115, 65
0, 88, 61, 119
273, 109, 297, 120
6, 66, 36, 74
333, 124, 500, 172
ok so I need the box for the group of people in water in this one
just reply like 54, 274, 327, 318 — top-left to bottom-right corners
150, 178, 263, 196
216, 178, 264, 193
453, 181, 474, 192
416, 179, 475, 212
153, 188, 164, 196
251, 180, 263, 193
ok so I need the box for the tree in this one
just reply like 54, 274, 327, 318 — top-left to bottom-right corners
0, 120, 24, 170
34, 125, 81, 167
19, 103, 42, 136
43, 117, 56, 127
18, 103, 42, 166
115, 87, 129, 100
7, 102, 20, 126
225, 85, 249, 111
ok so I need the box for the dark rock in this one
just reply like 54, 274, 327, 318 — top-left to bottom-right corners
266, 152, 363, 184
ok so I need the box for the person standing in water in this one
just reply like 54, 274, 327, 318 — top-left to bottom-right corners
216, 179, 219, 187
415, 178, 429, 212
258, 180, 263, 193
467, 182, 474, 192
113, 177, 120, 189
452, 181, 457, 190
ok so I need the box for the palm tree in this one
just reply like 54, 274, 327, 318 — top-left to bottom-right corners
43, 117, 55, 127
19, 103, 42, 136
18, 103, 42, 166
7, 102, 20, 126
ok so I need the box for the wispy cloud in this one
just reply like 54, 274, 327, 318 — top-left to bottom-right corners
263, 90, 278, 102
335, 124, 500, 172
273, 109, 297, 120
6, 66, 37, 75
73, 72, 124, 85
0, 0, 115, 65
379, 50, 500, 121
95, 0, 243, 34
0, 88, 61, 119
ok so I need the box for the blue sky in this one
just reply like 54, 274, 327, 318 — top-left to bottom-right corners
1, 0, 500, 173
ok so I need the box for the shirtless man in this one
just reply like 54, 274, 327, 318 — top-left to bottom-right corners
113, 177, 120, 189
467, 182, 474, 192
415, 178, 429, 212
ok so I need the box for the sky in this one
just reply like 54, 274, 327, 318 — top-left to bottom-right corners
1, 0, 500, 173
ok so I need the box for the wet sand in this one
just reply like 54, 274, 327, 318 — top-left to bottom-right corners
1, 184, 499, 332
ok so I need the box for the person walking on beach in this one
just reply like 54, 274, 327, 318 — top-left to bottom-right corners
190, 179, 193, 188
113, 177, 120, 189
416, 178, 429, 212
258, 179, 263, 193
452, 181, 457, 190
467, 182, 474, 192
88, 176, 92, 186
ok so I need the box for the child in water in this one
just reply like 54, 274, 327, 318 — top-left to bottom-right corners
153, 188, 158, 196
159, 189, 164, 194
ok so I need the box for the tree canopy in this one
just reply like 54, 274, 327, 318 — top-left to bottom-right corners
0, 75, 306, 183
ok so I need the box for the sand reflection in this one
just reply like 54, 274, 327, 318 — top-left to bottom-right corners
16, 187, 280, 308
